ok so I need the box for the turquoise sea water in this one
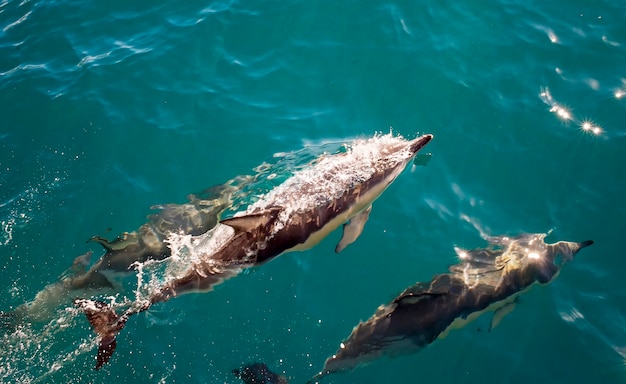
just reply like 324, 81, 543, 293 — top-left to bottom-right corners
2, 1, 626, 383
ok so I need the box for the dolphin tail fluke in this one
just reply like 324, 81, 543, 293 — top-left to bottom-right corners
95, 333, 117, 370
232, 362, 289, 384
74, 299, 127, 370
0, 310, 22, 332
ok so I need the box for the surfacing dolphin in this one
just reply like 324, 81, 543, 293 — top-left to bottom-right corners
307, 233, 593, 382
75, 132, 434, 369
2, 176, 252, 325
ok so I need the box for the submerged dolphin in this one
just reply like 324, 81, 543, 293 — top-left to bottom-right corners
2, 176, 252, 325
232, 362, 288, 384
75, 133, 434, 369
308, 233, 593, 382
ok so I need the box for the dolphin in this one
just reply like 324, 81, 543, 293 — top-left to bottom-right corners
308, 233, 593, 382
232, 362, 289, 384
2, 175, 253, 325
75, 133, 434, 369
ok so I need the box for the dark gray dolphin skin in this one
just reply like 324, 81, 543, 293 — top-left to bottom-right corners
3, 175, 252, 325
307, 233, 593, 383
233, 362, 288, 384
74, 133, 433, 369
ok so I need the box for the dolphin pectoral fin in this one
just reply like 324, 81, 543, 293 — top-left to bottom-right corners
335, 205, 372, 253
220, 208, 282, 233
489, 298, 518, 331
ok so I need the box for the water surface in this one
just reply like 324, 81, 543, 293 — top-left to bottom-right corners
1, 1, 625, 383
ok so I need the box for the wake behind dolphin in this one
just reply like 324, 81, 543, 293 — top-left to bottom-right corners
308, 233, 593, 382
75, 133, 434, 369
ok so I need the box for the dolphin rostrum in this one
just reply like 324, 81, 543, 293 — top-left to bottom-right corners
308, 233, 593, 382
75, 133, 434, 369
2, 175, 253, 325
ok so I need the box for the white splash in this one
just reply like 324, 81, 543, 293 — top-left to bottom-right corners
0, 175, 63, 246
0, 305, 97, 383
131, 224, 237, 301
246, 133, 413, 222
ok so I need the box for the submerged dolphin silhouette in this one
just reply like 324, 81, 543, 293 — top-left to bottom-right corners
233, 362, 288, 384
308, 233, 593, 382
75, 133, 434, 369
3, 176, 253, 325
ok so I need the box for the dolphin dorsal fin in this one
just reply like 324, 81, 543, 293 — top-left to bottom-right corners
220, 207, 282, 233
395, 291, 446, 306
88, 232, 138, 251
394, 277, 452, 306
88, 236, 114, 251
394, 282, 437, 306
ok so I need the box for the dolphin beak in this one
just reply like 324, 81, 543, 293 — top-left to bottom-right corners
409, 134, 434, 154
576, 239, 594, 252
580, 240, 594, 248
569, 239, 594, 261
557, 239, 594, 263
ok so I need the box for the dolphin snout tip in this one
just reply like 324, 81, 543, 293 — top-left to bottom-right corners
409, 133, 434, 153
581, 239, 594, 248
416, 133, 434, 141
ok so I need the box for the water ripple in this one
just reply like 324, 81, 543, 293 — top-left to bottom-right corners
0, 175, 63, 246
2, 9, 31, 33
0, 0, 625, 382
